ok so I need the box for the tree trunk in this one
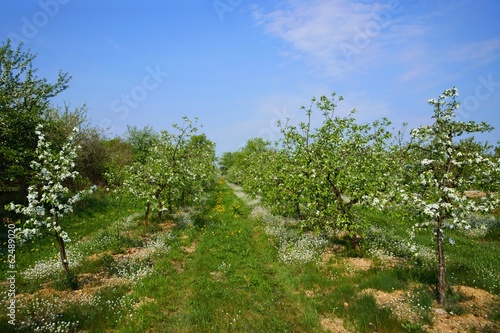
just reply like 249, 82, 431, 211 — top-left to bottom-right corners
168, 195, 173, 213
145, 202, 151, 222
157, 197, 163, 220
156, 189, 163, 220
56, 234, 70, 275
350, 234, 361, 250
56, 233, 77, 289
436, 222, 446, 305
295, 200, 301, 219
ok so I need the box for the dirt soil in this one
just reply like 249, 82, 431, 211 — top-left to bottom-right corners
367, 285, 499, 333
426, 286, 499, 333
320, 247, 499, 332
321, 317, 351, 333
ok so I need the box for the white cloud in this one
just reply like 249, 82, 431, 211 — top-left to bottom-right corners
252, 0, 500, 83
394, 37, 500, 86
449, 38, 500, 67
252, 0, 411, 77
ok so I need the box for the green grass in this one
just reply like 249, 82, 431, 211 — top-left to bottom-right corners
122, 180, 321, 332
1, 190, 141, 272
1, 180, 499, 332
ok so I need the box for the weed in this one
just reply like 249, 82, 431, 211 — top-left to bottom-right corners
21, 248, 84, 284
346, 294, 401, 333
408, 285, 434, 324
359, 269, 406, 292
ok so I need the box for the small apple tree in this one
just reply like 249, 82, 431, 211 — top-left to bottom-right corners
404, 87, 499, 305
6, 124, 96, 287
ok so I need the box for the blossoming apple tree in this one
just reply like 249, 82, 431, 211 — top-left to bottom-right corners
6, 124, 96, 285
403, 87, 499, 305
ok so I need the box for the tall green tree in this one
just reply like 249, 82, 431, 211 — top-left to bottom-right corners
225, 137, 271, 186
0, 39, 71, 191
124, 125, 159, 164
219, 151, 236, 175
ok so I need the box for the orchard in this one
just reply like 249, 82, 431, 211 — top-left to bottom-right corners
2, 39, 499, 331
225, 89, 500, 306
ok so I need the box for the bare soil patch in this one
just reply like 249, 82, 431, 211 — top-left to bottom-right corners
426, 286, 499, 333
428, 310, 496, 333
320, 250, 373, 278
363, 288, 418, 322
362, 285, 499, 333
346, 257, 372, 272
210, 271, 226, 282
158, 220, 177, 231
113, 246, 155, 261
181, 240, 197, 254
465, 190, 487, 198
321, 317, 351, 333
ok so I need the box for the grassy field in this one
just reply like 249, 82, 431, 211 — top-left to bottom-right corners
1, 179, 499, 332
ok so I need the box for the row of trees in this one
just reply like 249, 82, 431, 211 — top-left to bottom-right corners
110, 118, 218, 221
221, 89, 500, 304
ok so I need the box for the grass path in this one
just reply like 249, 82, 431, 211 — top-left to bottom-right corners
122, 179, 320, 332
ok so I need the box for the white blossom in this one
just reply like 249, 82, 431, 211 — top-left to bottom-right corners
4, 124, 96, 244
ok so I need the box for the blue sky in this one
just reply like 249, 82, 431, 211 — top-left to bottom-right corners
1, 0, 499, 155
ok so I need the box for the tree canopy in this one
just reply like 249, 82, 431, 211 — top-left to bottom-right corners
0, 39, 71, 191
